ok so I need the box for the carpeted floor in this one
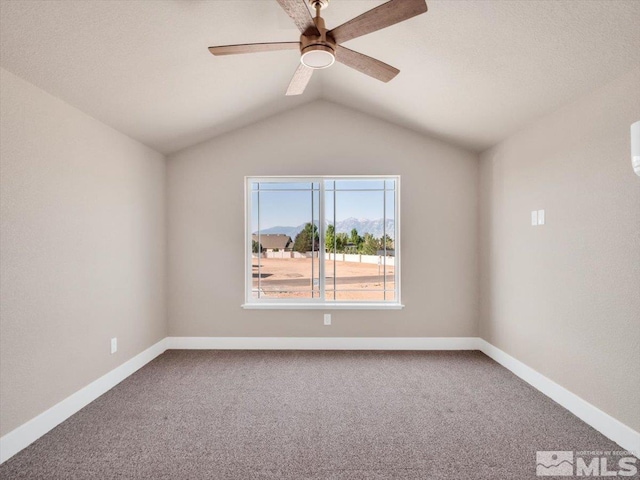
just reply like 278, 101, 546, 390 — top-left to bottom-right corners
0, 350, 632, 479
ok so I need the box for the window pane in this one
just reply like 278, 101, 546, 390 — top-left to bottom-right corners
334, 180, 385, 190
334, 291, 387, 301
328, 189, 387, 301
252, 189, 319, 299
382, 256, 395, 301
381, 189, 396, 300
382, 189, 395, 255
324, 190, 336, 299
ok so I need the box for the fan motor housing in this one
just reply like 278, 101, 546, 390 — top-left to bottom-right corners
300, 14, 336, 69
300, 34, 336, 55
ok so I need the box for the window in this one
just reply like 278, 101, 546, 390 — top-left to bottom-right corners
244, 176, 401, 309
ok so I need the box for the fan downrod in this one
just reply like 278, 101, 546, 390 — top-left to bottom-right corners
300, 0, 335, 69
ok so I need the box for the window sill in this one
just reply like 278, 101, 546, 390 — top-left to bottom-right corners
241, 303, 405, 310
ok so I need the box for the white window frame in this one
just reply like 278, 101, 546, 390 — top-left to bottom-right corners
242, 175, 403, 310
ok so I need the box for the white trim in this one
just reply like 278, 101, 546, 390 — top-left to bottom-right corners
395, 177, 401, 304
0, 338, 167, 464
2, 336, 638, 465
245, 175, 401, 307
478, 339, 640, 456
319, 179, 325, 301
166, 336, 479, 350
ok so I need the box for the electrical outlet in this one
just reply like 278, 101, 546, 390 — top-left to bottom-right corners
110, 337, 117, 354
324, 314, 331, 326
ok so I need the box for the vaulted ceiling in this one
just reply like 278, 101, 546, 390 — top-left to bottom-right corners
1, 0, 639, 154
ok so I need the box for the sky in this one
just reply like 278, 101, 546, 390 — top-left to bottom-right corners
250, 180, 395, 231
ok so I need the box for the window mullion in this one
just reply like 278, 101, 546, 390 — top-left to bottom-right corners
383, 185, 386, 301
395, 181, 400, 304
333, 184, 336, 299
257, 183, 261, 299
311, 184, 314, 299
246, 182, 251, 304
319, 180, 325, 301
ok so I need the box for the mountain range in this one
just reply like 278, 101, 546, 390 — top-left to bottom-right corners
254, 218, 394, 239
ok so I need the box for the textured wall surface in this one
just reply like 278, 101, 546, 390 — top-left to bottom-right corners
0, 69, 167, 436
167, 101, 479, 338
479, 67, 640, 431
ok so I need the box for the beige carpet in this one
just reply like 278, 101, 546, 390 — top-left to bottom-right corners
0, 350, 631, 479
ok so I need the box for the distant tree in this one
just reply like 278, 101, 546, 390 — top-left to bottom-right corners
379, 234, 394, 251
360, 233, 378, 255
293, 229, 309, 253
252, 240, 263, 254
326, 225, 350, 253
325, 224, 336, 252
336, 233, 349, 252
350, 228, 361, 246
293, 223, 319, 253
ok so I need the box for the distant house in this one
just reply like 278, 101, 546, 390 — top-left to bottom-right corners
252, 234, 292, 252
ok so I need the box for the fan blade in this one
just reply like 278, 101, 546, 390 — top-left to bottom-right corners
335, 45, 399, 83
286, 63, 313, 96
275, 0, 319, 36
329, 0, 427, 44
208, 42, 300, 56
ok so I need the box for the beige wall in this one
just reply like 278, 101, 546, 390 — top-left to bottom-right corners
167, 101, 479, 338
479, 67, 640, 431
5, 56, 636, 443
0, 69, 167, 436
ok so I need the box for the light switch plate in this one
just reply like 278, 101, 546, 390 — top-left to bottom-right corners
531, 211, 538, 226
538, 209, 545, 225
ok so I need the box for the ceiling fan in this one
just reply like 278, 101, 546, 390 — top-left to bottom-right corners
208, 0, 428, 96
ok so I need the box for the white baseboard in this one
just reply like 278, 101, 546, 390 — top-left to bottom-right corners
478, 339, 640, 456
2, 336, 637, 465
165, 336, 481, 350
0, 338, 167, 464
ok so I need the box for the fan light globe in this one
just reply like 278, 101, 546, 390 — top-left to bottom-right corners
301, 48, 335, 69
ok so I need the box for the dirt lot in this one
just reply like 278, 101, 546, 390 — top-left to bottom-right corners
252, 257, 395, 300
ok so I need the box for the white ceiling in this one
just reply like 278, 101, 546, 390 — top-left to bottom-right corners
1, 0, 639, 154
